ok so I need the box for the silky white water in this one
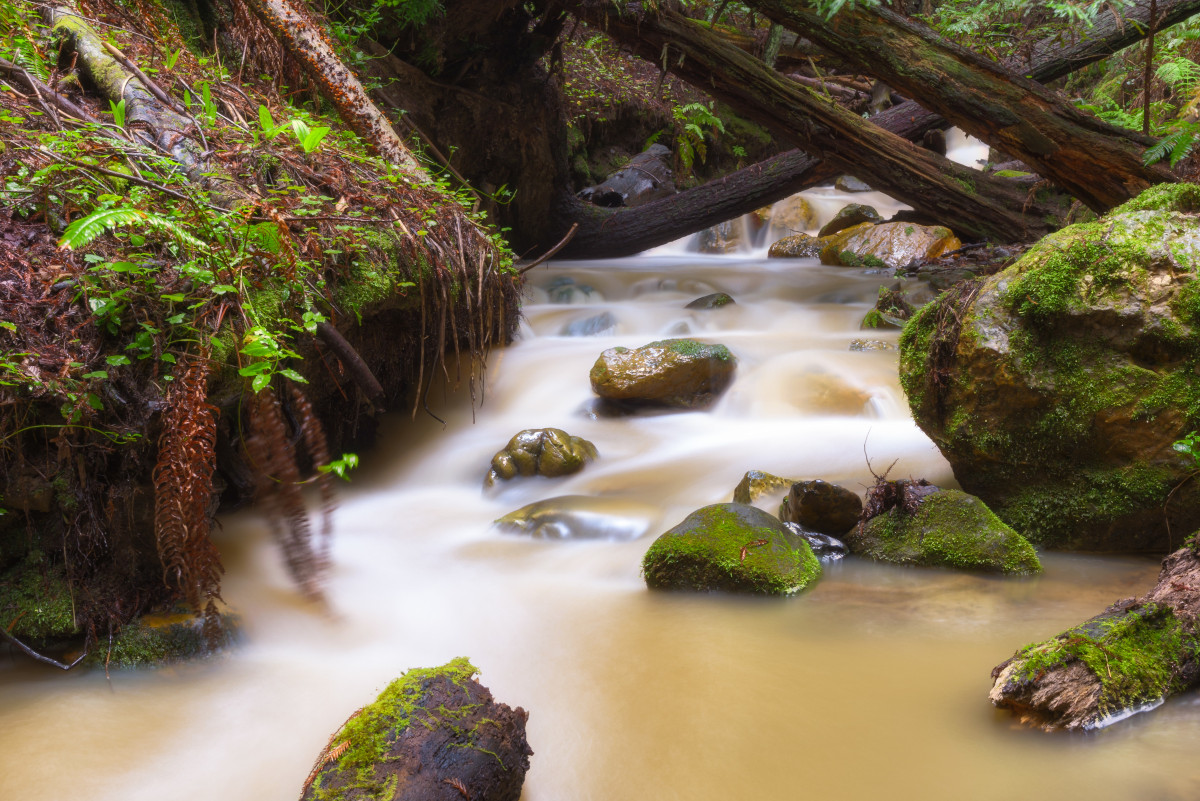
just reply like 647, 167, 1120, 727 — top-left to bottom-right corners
3, 189, 1200, 801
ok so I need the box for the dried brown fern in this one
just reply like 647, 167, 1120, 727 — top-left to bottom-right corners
244, 382, 329, 601
152, 353, 223, 635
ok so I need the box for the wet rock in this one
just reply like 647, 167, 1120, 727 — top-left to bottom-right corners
494, 495, 655, 541
783, 522, 848, 561
820, 222, 961, 269
763, 195, 817, 234
485, 428, 598, 488
861, 285, 916, 330
642, 503, 821, 594
546, 276, 602, 304
698, 220, 742, 253
562, 311, 617, 337
589, 338, 737, 409
767, 233, 822, 258
732, 470, 796, 505
846, 488, 1041, 574
849, 339, 895, 352
817, 203, 883, 238
778, 479, 863, 536
300, 658, 531, 801
835, 175, 872, 193
578, 143, 676, 208
899, 184, 1200, 550
685, 292, 735, 310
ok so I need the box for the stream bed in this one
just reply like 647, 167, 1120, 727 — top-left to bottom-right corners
3, 236, 1200, 800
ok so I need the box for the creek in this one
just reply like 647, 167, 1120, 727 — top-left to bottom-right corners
3, 174, 1200, 801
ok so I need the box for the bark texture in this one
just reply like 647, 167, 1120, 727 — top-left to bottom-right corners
990, 543, 1200, 730
750, 0, 1174, 211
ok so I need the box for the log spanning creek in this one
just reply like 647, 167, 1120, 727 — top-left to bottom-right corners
4, 174, 1200, 800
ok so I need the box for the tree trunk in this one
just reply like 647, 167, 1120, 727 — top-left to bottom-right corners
748, 0, 1175, 211
990, 543, 1200, 730
553, 0, 1197, 257
567, 0, 1056, 243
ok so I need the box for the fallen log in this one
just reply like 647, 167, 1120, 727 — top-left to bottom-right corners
990, 540, 1200, 730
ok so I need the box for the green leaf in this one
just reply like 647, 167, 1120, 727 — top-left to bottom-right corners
279, 368, 308, 384
86, 393, 104, 410
251, 372, 270, 392
82, 370, 108, 379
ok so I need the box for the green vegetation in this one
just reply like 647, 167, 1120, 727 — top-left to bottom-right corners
0, 552, 79, 640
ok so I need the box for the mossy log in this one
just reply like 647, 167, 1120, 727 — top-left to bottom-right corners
990, 541, 1200, 730
567, 0, 1059, 243
749, 0, 1173, 212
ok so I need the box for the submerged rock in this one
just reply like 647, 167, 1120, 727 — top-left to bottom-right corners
847, 488, 1041, 574
562, 311, 617, 337
849, 338, 895, 352
817, 203, 883, 238
820, 222, 961, 269
589, 338, 737, 409
768, 233, 822, 258
300, 658, 531, 801
685, 292, 736, 310
698, 220, 742, 253
642, 503, 821, 594
546, 276, 602, 304
899, 183, 1200, 550
779, 479, 862, 536
485, 428, 597, 488
494, 495, 655, 541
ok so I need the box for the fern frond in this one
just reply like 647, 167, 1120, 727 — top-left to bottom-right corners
59, 206, 209, 252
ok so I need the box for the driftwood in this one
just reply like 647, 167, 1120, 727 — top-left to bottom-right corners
990, 542, 1200, 730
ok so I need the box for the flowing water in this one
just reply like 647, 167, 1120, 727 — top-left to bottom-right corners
4, 185, 1200, 801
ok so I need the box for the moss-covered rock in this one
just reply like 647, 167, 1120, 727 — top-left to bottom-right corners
847, 489, 1041, 574
301, 658, 531, 801
589, 338, 737, 408
767, 233, 822, 258
485, 428, 598, 488
82, 607, 237, 668
685, 292, 736, 310
642, 503, 821, 594
0, 552, 79, 641
899, 183, 1200, 551
820, 222, 961, 269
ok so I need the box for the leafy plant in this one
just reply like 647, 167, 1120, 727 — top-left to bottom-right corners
109, 98, 126, 129
1174, 432, 1200, 469
673, 101, 726, 176
290, 118, 332, 154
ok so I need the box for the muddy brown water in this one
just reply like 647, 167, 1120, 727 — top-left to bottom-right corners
3, 188, 1199, 801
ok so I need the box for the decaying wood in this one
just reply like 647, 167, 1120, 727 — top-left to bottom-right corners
315, 322, 386, 411
990, 544, 1200, 730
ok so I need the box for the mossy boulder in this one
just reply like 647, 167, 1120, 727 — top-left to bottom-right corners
820, 222, 961, 269
778, 479, 862, 536
817, 203, 884, 237
485, 428, 598, 488
301, 658, 531, 801
846, 489, 1041, 574
899, 183, 1200, 551
767, 233, 822, 258
589, 338, 737, 408
642, 503, 821, 594
685, 292, 736, 310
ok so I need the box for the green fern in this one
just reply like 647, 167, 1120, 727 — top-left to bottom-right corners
1143, 123, 1200, 167
59, 207, 209, 252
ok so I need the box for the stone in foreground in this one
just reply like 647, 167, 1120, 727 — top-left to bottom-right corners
642, 503, 821, 594
301, 658, 531, 801
767, 233, 822, 258
820, 222, 961, 269
847, 488, 1041, 574
485, 428, 597, 488
589, 338, 736, 408
778, 479, 862, 536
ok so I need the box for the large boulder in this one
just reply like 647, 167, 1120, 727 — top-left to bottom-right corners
301, 658, 531, 801
767, 233, 822, 258
899, 184, 1200, 551
846, 488, 1041, 574
589, 338, 736, 408
820, 222, 961, 269
485, 428, 597, 488
642, 503, 821, 594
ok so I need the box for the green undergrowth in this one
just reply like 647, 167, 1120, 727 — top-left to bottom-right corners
1012, 603, 1200, 718
0, 551, 79, 640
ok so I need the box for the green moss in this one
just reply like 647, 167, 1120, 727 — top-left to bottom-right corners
644, 338, 734, 361
1111, 182, 1200, 215
1012, 603, 1200, 718
82, 609, 235, 668
642, 503, 820, 595
897, 300, 938, 414
861, 309, 884, 329
994, 169, 1032, 178
0, 552, 79, 640
315, 658, 480, 801
853, 490, 1041, 574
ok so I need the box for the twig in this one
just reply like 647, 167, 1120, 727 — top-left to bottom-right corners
0, 627, 88, 670
314, 322, 386, 411
0, 55, 98, 123
518, 223, 579, 274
